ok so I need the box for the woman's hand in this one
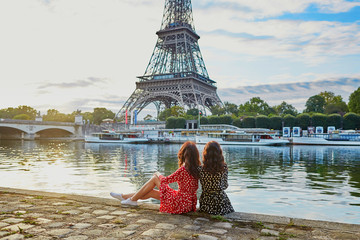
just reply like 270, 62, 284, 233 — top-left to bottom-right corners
153, 171, 161, 178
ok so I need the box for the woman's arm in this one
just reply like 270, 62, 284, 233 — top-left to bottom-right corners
159, 167, 182, 185
222, 166, 229, 190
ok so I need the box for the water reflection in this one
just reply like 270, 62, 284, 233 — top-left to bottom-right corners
0, 140, 359, 224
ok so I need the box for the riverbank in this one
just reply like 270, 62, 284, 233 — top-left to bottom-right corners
0, 187, 359, 240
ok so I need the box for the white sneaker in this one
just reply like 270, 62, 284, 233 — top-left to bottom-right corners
110, 192, 124, 201
121, 198, 138, 206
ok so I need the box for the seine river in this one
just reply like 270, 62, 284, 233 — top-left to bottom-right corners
0, 140, 359, 224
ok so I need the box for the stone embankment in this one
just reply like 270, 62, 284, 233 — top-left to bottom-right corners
0, 187, 359, 240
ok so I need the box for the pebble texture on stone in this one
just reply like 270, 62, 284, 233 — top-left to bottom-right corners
0, 188, 359, 240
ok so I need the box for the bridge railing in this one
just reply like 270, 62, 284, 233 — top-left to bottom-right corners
0, 118, 77, 126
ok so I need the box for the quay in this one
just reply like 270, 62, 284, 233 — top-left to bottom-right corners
0, 187, 359, 240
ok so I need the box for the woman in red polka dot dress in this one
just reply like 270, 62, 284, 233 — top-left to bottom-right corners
110, 141, 201, 214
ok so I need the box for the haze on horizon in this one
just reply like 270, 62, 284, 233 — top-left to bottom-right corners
0, 0, 359, 118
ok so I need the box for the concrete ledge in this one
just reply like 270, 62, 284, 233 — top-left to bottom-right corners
1, 187, 359, 232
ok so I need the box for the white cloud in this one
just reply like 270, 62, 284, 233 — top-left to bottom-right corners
0, 0, 359, 117
219, 77, 360, 111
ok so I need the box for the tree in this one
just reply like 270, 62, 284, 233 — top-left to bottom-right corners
186, 108, 199, 117
219, 115, 233, 125
13, 114, 31, 120
166, 117, 177, 128
223, 102, 238, 116
296, 113, 311, 130
255, 115, 270, 128
326, 114, 342, 129
343, 113, 360, 130
283, 114, 296, 128
210, 105, 226, 116
319, 91, 348, 114
93, 108, 115, 125
239, 97, 275, 115
158, 106, 185, 121
200, 116, 208, 125
233, 118, 242, 128
175, 117, 186, 129
242, 116, 255, 128
348, 87, 360, 114
269, 116, 282, 130
274, 101, 298, 116
304, 95, 326, 113
14, 105, 37, 120
312, 113, 327, 128
207, 115, 221, 124
0, 106, 37, 120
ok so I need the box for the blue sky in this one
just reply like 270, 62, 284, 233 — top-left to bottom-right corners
0, 0, 359, 118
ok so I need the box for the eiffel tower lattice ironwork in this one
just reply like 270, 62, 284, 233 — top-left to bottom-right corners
117, 0, 222, 120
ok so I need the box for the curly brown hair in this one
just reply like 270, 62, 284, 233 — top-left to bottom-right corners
177, 141, 201, 179
202, 141, 226, 175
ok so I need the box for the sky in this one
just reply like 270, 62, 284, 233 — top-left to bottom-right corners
0, 0, 359, 119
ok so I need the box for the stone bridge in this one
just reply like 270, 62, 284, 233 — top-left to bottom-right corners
0, 118, 84, 140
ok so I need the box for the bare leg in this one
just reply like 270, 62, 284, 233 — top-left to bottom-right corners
123, 175, 161, 202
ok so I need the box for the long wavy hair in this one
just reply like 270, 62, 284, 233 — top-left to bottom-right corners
177, 141, 201, 179
202, 141, 226, 175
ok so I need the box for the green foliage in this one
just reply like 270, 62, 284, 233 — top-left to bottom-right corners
283, 114, 296, 127
92, 108, 115, 125
175, 117, 186, 129
208, 115, 221, 124
274, 101, 298, 116
325, 102, 348, 114
219, 115, 233, 125
233, 118, 242, 128
242, 116, 255, 128
320, 91, 348, 114
224, 102, 239, 116
0, 105, 37, 120
343, 113, 360, 130
165, 117, 177, 129
43, 109, 73, 122
210, 105, 226, 116
348, 87, 360, 114
13, 114, 31, 120
326, 114, 342, 129
238, 97, 275, 116
305, 95, 326, 113
186, 108, 199, 117
255, 115, 269, 128
312, 113, 327, 128
296, 113, 311, 130
200, 116, 208, 125
158, 106, 185, 121
269, 116, 282, 130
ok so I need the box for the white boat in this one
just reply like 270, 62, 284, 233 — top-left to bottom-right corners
292, 132, 360, 146
85, 130, 148, 143
195, 130, 289, 146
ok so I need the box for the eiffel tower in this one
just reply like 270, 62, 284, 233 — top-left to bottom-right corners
117, 0, 222, 120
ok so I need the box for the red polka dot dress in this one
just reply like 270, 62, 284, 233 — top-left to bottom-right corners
158, 166, 199, 214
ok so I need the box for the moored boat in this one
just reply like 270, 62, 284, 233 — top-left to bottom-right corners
196, 130, 289, 146
85, 130, 148, 143
292, 131, 360, 146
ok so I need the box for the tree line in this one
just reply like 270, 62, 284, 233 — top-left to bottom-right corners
164, 88, 360, 130
0, 106, 115, 125
1, 87, 359, 129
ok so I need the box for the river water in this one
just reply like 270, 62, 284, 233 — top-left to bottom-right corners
0, 140, 359, 224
